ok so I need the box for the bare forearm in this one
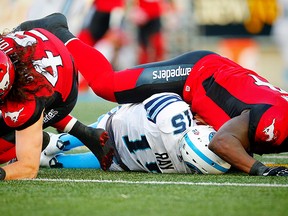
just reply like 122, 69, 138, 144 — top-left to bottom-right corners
209, 132, 256, 173
208, 111, 256, 174
1, 160, 39, 180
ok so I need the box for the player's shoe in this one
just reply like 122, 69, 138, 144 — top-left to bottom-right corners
40, 153, 63, 168
14, 13, 75, 43
100, 147, 115, 171
42, 133, 68, 156
78, 127, 114, 170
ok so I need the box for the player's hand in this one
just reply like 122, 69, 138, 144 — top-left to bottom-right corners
262, 166, 288, 176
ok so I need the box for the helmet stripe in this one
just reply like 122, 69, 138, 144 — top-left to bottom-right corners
184, 135, 229, 173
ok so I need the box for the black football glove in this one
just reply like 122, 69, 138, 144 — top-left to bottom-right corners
250, 161, 288, 176
262, 166, 288, 176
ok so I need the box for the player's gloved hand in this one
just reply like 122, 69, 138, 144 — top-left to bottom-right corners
262, 166, 288, 176
250, 161, 288, 176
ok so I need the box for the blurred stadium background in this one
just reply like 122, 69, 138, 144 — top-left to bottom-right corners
1, 0, 287, 91
1, 4, 287, 215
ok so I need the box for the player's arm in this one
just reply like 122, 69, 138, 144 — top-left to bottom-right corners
208, 110, 256, 173
1, 112, 43, 180
208, 111, 288, 176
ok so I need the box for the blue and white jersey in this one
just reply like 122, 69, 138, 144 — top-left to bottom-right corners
106, 93, 195, 173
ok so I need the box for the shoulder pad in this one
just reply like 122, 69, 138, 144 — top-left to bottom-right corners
143, 93, 193, 133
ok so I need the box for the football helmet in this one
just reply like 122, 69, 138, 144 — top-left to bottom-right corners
0, 50, 15, 104
179, 125, 231, 174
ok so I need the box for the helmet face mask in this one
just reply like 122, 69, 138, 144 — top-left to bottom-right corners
0, 50, 15, 104
179, 125, 231, 174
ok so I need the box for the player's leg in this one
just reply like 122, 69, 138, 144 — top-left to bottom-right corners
137, 22, 149, 64
77, 7, 97, 46
89, 11, 111, 42
15, 13, 183, 103
41, 152, 101, 169
41, 109, 117, 169
150, 32, 165, 62
78, 9, 111, 46
51, 114, 108, 164
16, 13, 214, 103
146, 18, 165, 62
113, 50, 215, 103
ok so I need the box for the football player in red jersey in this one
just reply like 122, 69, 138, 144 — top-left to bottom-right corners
17, 13, 288, 176
77, 0, 125, 90
77, 0, 124, 47
129, 0, 167, 64
0, 28, 108, 180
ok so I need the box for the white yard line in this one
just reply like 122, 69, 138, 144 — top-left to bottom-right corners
262, 155, 288, 159
31, 178, 288, 187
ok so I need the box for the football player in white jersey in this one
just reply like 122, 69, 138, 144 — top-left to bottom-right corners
41, 93, 231, 174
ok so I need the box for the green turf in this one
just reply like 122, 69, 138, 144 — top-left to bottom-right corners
1, 170, 287, 216
1, 100, 287, 216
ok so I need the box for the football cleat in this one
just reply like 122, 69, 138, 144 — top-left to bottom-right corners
49, 156, 63, 168
100, 148, 115, 171
42, 133, 68, 156
40, 153, 63, 168
80, 128, 114, 170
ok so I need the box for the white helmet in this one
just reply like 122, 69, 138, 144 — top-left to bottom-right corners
179, 125, 231, 174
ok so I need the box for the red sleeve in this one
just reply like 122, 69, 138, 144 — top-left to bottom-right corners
2, 99, 44, 130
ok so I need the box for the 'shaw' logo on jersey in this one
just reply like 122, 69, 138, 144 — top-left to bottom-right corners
5, 107, 24, 123
263, 119, 277, 142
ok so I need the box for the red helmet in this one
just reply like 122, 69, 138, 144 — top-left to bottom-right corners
0, 50, 15, 104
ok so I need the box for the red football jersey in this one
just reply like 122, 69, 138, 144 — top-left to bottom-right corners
138, 0, 163, 19
183, 54, 288, 149
93, 0, 124, 12
0, 28, 75, 129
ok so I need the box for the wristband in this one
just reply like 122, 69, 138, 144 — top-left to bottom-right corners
249, 161, 268, 176
0, 167, 6, 180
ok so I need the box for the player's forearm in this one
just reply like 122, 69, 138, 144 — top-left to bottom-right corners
208, 132, 255, 174
1, 161, 39, 180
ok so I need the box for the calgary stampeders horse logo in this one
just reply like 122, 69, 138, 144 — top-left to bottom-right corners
4, 107, 24, 123
0, 63, 11, 92
262, 118, 278, 142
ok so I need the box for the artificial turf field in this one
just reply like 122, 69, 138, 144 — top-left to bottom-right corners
1, 98, 287, 216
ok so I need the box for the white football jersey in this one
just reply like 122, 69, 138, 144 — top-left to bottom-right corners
101, 93, 195, 173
